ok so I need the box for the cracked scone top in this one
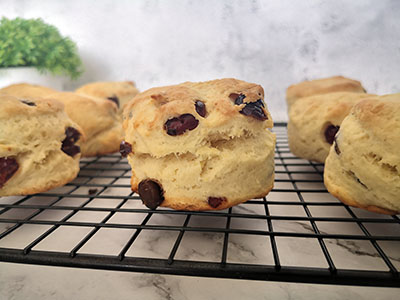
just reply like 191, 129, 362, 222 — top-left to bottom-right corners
324, 94, 400, 215
0, 95, 83, 196
122, 78, 276, 210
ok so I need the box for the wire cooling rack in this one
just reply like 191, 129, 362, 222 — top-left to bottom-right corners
0, 124, 399, 287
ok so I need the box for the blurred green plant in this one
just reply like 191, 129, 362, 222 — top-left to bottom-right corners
0, 17, 83, 79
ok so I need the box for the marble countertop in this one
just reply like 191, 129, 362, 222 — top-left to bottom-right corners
1, 262, 399, 300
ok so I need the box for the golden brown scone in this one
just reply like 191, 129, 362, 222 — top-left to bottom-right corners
122, 78, 276, 211
0, 83, 58, 99
0, 95, 83, 196
286, 76, 366, 108
75, 81, 139, 110
287, 92, 376, 163
44, 92, 124, 157
324, 94, 400, 215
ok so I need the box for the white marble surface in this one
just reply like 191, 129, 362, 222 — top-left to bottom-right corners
1, 262, 399, 300
1, 0, 400, 121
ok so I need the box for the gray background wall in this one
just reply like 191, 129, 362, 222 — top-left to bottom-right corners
1, 0, 399, 121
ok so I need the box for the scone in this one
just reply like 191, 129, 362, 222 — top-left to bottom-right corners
122, 78, 276, 211
75, 81, 139, 110
288, 92, 376, 163
44, 92, 124, 157
324, 94, 400, 215
0, 83, 58, 99
0, 95, 83, 196
286, 76, 366, 108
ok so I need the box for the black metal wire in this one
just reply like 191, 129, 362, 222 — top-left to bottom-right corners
0, 124, 399, 287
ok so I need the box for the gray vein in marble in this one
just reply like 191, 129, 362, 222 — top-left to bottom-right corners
135, 274, 184, 300
228, 238, 258, 260
293, 221, 400, 262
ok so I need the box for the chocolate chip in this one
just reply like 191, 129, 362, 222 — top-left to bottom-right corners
120, 141, 132, 157
138, 179, 164, 209
208, 197, 227, 208
164, 114, 199, 136
20, 100, 36, 106
107, 95, 120, 108
195, 100, 207, 117
324, 125, 340, 144
61, 127, 81, 157
334, 137, 341, 155
0, 157, 19, 188
240, 99, 268, 121
88, 188, 98, 195
229, 93, 246, 105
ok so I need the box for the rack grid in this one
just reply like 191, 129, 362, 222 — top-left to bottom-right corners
0, 124, 399, 287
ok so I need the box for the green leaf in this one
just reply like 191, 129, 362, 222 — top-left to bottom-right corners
0, 17, 83, 79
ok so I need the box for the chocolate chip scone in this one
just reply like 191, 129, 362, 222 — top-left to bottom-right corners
44, 92, 124, 157
0, 83, 58, 99
286, 76, 366, 109
0, 95, 83, 196
288, 92, 376, 163
75, 81, 139, 110
324, 94, 400, 215
122, 78, 276, 211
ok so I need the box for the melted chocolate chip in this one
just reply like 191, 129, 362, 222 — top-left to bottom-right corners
164, 114, 199, 136
0, 157, 19, 188
20, 100, 36, 106
138, 179, 164, 209
334, 137, 341, 155
324, 125, 340, 144
195, 100, 207, 117
107, 96, 120, 108
120, 141, 132, 157
229, 93, 246, 105
61, 127, 81, 157
240, 99, 268, 121
208, 197, 227, 208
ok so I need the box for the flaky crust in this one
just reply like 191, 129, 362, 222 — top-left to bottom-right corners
324, 94, 400, 215
287, 92, 376, 163
123, 78, 276, 211
286, 76, 366, 108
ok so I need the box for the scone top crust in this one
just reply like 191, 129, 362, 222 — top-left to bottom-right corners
286, 76, 366, 107
75, 81, 139, 108
351, 93, 400, 149
289, 92, 376, 127
0, 83, 58, 100
123, 78, 273, 157
0, 94, 65, 119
